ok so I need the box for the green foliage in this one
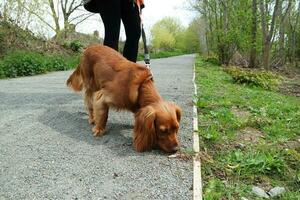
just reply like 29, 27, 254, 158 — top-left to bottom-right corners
0, 62, 5, 78
151, 17, 200, 53
0, 51, 80, 78
203, 55, 220, 65
151, 17, 181, 51
69, 40, 83, 52
1, 51, 46, 77
224, 66, 283, 90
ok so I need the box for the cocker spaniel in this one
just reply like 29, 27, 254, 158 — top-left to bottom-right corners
67, 45, 182, 153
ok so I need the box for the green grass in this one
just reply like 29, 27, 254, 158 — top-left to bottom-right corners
195, 56, 300, 199
137, 50, 187, 61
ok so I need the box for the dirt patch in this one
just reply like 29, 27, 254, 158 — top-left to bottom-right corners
236, 127, 265, 143
280, 136, 300, 152
231, 106, 251, 120
279, 78, 300, 97
272, 67, 300, 97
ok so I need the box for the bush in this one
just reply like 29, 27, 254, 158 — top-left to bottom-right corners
70, 40, 83, 52
224, 66, 282, 90
0, 50, 80, 78
45, 56, 68, 71
45, 54, 79, 71
203, 55, 220, 65
1, 51, 46, 78
0, 62, 5, 78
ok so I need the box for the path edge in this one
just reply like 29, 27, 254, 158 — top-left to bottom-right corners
193, 64, 203, 200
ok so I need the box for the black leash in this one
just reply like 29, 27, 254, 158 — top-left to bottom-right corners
141, 24, 150, 69
135, 2, 150, 69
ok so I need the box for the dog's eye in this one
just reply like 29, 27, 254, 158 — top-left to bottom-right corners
160, 128, 168, 134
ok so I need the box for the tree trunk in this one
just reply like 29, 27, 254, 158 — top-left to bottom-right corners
292, 2, 300, 67
259, 0, 281, 69
249, 0, 257, 68
278, 0, 292, 67
263, 41, 271, 70
48, 0, 60, 36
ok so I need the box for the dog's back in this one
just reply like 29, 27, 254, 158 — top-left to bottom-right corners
67, 45, 152, 111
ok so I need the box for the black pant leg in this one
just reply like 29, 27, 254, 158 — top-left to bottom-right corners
121, 0, 141, 62
99, 0, 121, 51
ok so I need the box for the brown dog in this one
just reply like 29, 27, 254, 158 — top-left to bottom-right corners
67, 45, 182, 153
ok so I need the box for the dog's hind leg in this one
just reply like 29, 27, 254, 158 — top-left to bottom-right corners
92, 90, 109, 137
84, 89, 95, 124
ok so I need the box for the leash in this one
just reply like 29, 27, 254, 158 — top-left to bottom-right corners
135, 1, 151, 69
141, 24, 150, 69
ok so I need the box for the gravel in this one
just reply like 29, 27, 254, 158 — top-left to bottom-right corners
0, 55, 195, 199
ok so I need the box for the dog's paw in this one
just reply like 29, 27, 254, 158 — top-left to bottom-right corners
92, 126, 105, 137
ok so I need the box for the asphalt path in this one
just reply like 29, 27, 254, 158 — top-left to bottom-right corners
0, 55, 195, 199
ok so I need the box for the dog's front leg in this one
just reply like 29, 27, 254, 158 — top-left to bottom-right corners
92, 91, 109, 137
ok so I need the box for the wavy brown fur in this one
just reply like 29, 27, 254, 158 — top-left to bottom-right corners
66, 45, 182, 153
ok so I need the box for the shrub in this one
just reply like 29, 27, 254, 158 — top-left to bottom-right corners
203, 55, 220, 65
45, 54, 79, 71
1, 51, 46, 78
45, 56, 68, 71
224, 66, 282, 90
0, 50, 80, 78
0, 62, 5, 78
70, 40, 83, 52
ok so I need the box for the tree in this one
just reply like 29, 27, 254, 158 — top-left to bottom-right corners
287, 1, 300, 67
1, 0, 94, 40
259, 0, 281, 69
151, 17, 183, 51
48, 0, 94, 39
192, 0, 252, 65
249, 0, 257, 68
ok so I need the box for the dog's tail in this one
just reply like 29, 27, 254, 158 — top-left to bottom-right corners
66, 65, 83, 91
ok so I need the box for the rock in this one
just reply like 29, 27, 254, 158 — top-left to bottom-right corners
235, 143, 246, 149
268, 187, 285, 197
252, 186, 269, 198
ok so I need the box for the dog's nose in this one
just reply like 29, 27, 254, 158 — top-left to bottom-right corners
171, 145, 179, 153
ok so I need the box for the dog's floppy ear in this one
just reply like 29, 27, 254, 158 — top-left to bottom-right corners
175, 105, 182, 123
169, 102, 182, 123
134, 105, 156, 152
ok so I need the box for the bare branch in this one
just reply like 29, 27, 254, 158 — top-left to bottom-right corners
74, 13, 94, 25
16, 0, 56, 32
69, 12, 94, 22
69, 3, 82, 15
67, 0, 77, 14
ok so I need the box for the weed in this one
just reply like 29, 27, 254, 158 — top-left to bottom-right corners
224, 66, 283, 90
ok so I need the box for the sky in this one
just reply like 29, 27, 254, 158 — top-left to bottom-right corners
76, 0, 197, 40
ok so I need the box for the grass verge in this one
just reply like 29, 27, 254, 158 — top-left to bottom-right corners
195, 56, 300, 199
137, 50, 187, 61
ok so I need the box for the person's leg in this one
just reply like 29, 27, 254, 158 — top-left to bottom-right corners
121, 0, 141, 62
99, 0, 121, 51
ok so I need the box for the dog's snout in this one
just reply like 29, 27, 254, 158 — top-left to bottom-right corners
171, 145, 179, 153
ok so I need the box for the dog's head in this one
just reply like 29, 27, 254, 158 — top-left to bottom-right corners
133, 102, 182, 153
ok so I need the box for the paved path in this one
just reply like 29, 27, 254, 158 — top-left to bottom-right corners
0, 55, 195, 199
